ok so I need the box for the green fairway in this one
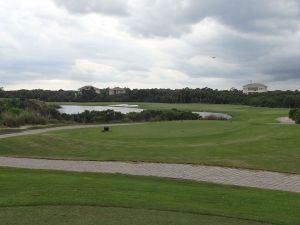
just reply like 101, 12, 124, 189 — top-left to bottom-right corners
0, 168, 299, 225
0, 121, 299, 173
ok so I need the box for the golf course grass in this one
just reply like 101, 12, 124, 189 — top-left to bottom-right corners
0, 206, 272, 225
0, 167, 299, 225
1, 102, 299, 224
0, 103, 299, 173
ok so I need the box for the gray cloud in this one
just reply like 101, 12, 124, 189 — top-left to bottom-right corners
0, 0, 300, 90
50, 0, 300, 38
126, 0, 300, 37
260, 54, 300, 81
53, 0, 129, 16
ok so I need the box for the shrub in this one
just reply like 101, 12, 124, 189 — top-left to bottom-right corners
1, 112, 47, 127
60, 110, 126, 123
60, 109, 200, 124
295, 111, 300, 124
0, 98, 57, 127
289, 108, 300, 124
289, 109, 297, 119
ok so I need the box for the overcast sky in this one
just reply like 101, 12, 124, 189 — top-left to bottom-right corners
1, 0, 300, 90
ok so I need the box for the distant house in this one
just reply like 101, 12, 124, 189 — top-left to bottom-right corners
243, 83, 268, 94
109, 87, 126, 96
78, 86, 101, 94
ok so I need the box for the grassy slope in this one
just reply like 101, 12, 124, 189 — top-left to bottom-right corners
0, 168, 299, 225
0, 103, 299, 173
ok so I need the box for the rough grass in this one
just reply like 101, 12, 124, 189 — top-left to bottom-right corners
0, 168, 299, 225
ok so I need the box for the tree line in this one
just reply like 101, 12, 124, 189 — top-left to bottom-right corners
1, 88, 300, 108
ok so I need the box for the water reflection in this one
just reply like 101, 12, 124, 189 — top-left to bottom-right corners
59, 105, 144, 114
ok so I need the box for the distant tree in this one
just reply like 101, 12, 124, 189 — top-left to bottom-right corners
80, 89, 98, 101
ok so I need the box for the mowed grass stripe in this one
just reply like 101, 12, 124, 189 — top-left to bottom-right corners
0, 168, 299, 225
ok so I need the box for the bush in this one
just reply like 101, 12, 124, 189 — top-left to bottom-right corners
60, 110, 126, 123
0, 98, 58, 127
295, 111, 300, 124
289, 109, 297, 119
1, 112, 47, 127
289, 108, 300, 124
60, 109, 200, 124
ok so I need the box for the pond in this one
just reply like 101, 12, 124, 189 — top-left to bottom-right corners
58, 105, 144, 114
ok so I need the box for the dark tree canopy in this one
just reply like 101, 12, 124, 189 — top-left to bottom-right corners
1, 88, 300, 108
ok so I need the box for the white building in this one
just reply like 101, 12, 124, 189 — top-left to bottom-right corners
243, 83, 268, 94
108, 87, 126, 95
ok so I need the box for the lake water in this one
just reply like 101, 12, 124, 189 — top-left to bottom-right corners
59, 105, 144, 114
109, 104, 139, 108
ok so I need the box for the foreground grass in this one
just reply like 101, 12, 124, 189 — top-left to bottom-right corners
0, 206, 270, 225
0, 168, 299, 225
0, 120, 299, 173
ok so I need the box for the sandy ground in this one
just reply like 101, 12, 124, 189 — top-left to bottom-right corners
276, 117, 295, 124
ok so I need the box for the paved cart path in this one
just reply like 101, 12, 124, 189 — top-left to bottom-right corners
0, 123, 144, 139
0, 157, 299, 193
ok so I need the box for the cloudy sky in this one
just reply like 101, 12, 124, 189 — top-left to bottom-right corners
1, 0, 300, 90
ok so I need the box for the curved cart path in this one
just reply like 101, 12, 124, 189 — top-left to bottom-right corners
0, 123, 143, 139
0, 157, 299, 193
